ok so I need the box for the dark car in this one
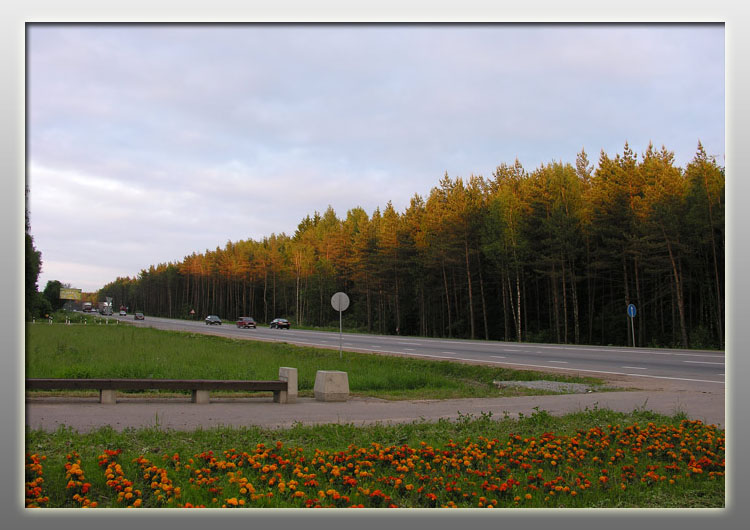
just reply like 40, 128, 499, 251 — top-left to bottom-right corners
236, 316, 257, 329
134, 312, 145, 320
270, 318, 290, 329
205, 315, 222, 325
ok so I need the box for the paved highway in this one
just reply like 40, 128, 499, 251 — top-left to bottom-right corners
111, 314, 725, 388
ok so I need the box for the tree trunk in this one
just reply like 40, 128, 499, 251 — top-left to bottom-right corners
662, 227, 690, 348
634, 256, 643, 347
501, 270, 509, 341
366, 271, 371, 332
569, 257, 580, 344
394, 263, 401, 335
442, 261, 452, 337
586, 238, 594, 344
561, 257, 569, 344
623, 256, 630, 346
464, 238, 475, 340
477, 251, 489, 340
552, 263, 560, 343
263, 267, 268, 323
515, 268, 522, 342
507, 274, 517, 341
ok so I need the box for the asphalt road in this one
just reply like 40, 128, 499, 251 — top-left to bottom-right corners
109, 313, 725, 390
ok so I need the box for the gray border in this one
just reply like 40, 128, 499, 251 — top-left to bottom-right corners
5, 2, 745, 529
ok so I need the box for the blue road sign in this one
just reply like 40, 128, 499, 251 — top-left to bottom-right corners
627, 304, 636, 318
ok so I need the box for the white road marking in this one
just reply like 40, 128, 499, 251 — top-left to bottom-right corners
682, 360, 724, 365
548, 361, 568, 364
674, 353, 725, 358
621, 366, 648, 370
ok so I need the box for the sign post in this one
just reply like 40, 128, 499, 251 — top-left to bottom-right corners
331, 292, 350, 359
627, 304, 637, 347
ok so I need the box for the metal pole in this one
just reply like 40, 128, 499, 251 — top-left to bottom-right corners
631, 316, 636, 347
339, 309, 343, 359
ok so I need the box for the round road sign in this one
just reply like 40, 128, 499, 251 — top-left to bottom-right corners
627, 304, 636, 318
331, 292, 350, 312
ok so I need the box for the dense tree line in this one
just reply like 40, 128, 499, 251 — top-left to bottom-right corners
99, 142, 724, 349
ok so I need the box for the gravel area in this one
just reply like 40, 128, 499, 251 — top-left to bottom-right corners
493, 380, 609, 393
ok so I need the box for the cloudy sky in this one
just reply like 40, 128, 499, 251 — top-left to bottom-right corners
27, 24, 725, 293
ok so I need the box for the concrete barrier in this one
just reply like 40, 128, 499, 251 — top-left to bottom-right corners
275, 367, 298, 404
314, 370, 349, 402
191, 390, 210, 404
99, 389, 116, 405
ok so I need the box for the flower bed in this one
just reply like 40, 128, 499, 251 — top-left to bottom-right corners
25, 419, 724, 508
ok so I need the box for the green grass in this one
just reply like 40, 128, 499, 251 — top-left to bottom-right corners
25, 322, 605, 400
24, 409, 725, 508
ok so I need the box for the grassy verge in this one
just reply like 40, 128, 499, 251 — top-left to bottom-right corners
26, 323, 606, 400
25, 409, 725, 508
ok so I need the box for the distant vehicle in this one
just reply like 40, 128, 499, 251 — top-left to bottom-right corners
205, 315, 222, 325
236, 317, 257, 329
270, 318, 290, 329
82, 302, 93, 312
119, 310, 127, 316
134, 312, 145, 320
98, 302, 112, 315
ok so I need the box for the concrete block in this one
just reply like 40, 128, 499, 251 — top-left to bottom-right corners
275, 367, 298, 404
314, 370, 349, 402
99, 389, 116, 404
191, 389, 210, 404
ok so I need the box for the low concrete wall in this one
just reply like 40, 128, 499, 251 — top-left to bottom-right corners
314, 370, 349, 402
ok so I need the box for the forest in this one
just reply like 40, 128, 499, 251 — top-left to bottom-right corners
99, 142, 725, 350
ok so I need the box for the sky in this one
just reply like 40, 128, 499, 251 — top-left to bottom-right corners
26, 24, 725, 293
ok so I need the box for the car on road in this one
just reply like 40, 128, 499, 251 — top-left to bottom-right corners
205, 315, 222, 325
134, 312, 145, 320
119, 310, 127, 316
270, 318, 290, 329
236, 316, 257, 329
